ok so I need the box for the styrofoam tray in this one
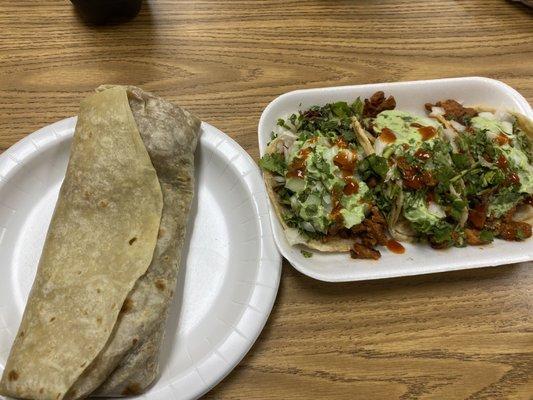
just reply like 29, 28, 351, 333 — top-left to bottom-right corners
0, 118, 281, 399
258, 77, 533, 282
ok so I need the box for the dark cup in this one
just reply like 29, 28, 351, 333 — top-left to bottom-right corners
71, 0, 142, 24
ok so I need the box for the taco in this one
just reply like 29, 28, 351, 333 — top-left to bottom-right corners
356, 94, 532, 248
424, 100, 533, 243
358, 102, 469, 247
260, 101, 390, 259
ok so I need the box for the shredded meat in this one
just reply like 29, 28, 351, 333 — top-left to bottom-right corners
468, 202, 488, 230
350, 243, 381, 260
465, 228, 485, 245
498, 221, 531, 241
363, 91, 396, 118
350, 207, 388, 247
425, 99, 477, 124
329, 207, 389, 259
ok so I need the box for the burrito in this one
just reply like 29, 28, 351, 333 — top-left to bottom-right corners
0, 85, 201, 399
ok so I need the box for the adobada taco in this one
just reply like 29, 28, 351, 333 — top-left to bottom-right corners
424, 100, 533, 242
260, 101, 389, 260
358, 103, 468, 247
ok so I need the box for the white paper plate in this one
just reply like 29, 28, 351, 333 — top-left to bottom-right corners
258, 77, 533, 282
0, 118, 281, 399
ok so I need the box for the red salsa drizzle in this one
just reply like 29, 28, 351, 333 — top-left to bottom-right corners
496, 155, 508, 169
386, 239, 405, 254
330, 189, 343, 223
418, 126, 437, 140
343, 177, 359, 196
495, 133, 510, 146
286, 147, 311, 179
396, 157, 436, 189
506, 172, 520, 186
334, 137, 348, 148
414, 149, 431, 161
379, 128, 397, 143
334, 150, 356, 177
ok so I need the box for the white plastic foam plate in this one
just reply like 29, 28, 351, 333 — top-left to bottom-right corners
0, 118, 281, 400
258, 77, 533, 282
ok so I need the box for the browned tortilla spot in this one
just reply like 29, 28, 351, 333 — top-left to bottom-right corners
50, 317, 56, 322
96, 288, 101, 293
19, 331, 24, 337
122, 383, 142, 396
155, 279, 166, 291
98, 200, 108, 208
120, 298, 133, 313
129, 237, 137, 245
96, 317, 102, 324
132, 338, 138, 345
8, 370, 19, 381
39, 388, 44, 394
158, 228, 165, 238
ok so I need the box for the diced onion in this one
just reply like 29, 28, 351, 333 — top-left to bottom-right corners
449, 184, 459, 197
428, 201, 446, 218
385, 165, 396, 182
430, 106, 445, 116
301, 221, 315, 232
442, 128, 459, 152
485, 130, 499, 140
290, 197, 299, 209
479, 156, 493, 168
449, 120, 466, 132
273, 176, 286, 183
501, 121, 513, 135
478, 111, 496, 120
374, 137, 386, 156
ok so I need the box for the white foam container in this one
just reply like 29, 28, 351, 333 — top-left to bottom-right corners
258, 77, 533, 282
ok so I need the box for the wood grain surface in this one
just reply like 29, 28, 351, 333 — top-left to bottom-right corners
1, 0, 532, 399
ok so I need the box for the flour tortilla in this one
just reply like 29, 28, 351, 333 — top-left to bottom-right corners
0, 87, 163, 400
0, 86, 201, 400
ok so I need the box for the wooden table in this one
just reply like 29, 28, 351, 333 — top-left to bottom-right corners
1, 1, 532, 398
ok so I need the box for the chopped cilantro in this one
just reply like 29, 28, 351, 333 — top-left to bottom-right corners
479, 230, 494, 243
516, 229, 527, 241
300, 250, 313, 258
259, 153, 286, 176
359, 154, 389, 179
351, 97, 364, 119
451, 153, 470, 170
